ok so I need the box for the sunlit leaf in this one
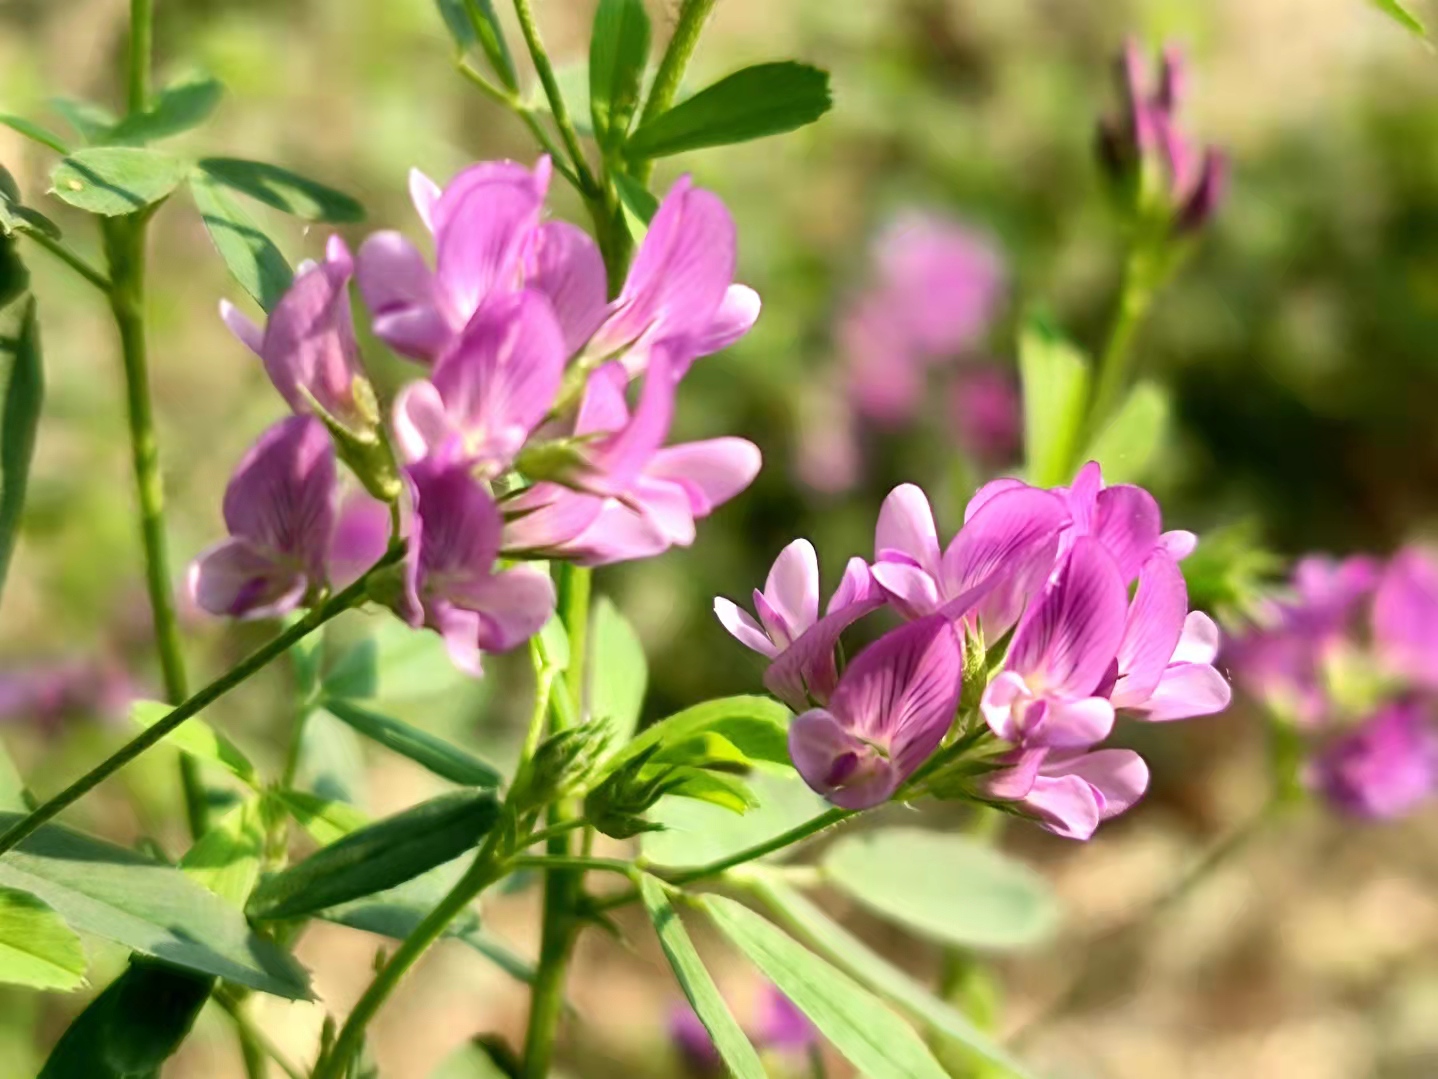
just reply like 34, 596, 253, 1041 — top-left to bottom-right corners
47, 97, 116, 144
1372, 0, 1428, 37
0, 812, 311, 997
322, 698, 503, 788
0, 298, 42, 603
197, 157, 364, 223
626, 62, 832, 159
104, 75, 224, 145
434, 0, 518, 91
130, 699, 258, 786
189, 172, 293, 310
588, 595, 646, 743
50, 147, 192, 216
1083, 379, 1169, 485
703, 895, 950, 1079
178, 797, 266, 906
0, 115, 68, 154
323, 637, 379, 700
823, 827, 1059, 950
640, 877, 765, 1078
0, 886, 85, 991
590, 0, 651, 147
271, 788, 368, 846
612, 170, 657, 242
606, 695, 793, 775
642, 770, 828, 868
1019, 318, 1090, 487
0, 739, 25, 812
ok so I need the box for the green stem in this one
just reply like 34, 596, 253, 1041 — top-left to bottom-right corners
0, 547, 402, 858
455, 61, 586, 192
634, 0, 718, 184
128, 0, 153, 114
510, 853, 633, 875
313, 837, 509, 1079
589, 807, 853, 914
21, 231, 110, 292
1085, 242, 1154, 442
520, 562, 592, 1079
510, 0, 600, 197
101, 212, 209, 837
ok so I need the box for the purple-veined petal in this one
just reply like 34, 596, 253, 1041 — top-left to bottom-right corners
827, 615, 962, 773
357, 230, 448, 361
876, 483, 942, 576
1311, 703, 1438, 819
977, 746, 1045, 800
763, 540, 821, 642
585, 346, 677, 492
962, 477, 1028, 522
764, 593, 885, 712
219, 300, 263, 355
525, 221, 608, 354
829, 557, 877, 614
222, 416, 336, 579
1172, 610, 1221, 664
501, 485, 604, 555
329, 491, 391, 589
788, 708, 900, 810
188, 538, 307, 621
429, 601, 486, 677
434, 170, 546, 326
871, 561, 942, 620
693, 284, 761, 355
1111, 550, 1188, 709
645, 438, 761, 516
1090, 483, 1163, 582
430, 157, 550, 237
407, 456, 503, 583
452, 565, 556, 652
1140, 661, 1231, 721
260, 245, 364, 419
714, 598, 780, 658
372, 308, 452, 363
1065, 461, 1104, 532
429, 290, 567, 470
392, 379, 459, 463
1006, 537, 1127, 698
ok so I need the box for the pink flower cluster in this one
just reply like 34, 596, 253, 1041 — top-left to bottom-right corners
717, 462, 1232, 839
189, 158, 762, 673
1232, 550, 1438, 819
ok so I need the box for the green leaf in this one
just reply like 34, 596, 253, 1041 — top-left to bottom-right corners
296, 704, 368, 806
641, 770, 828, 868
104, 75, 224, 145
1372, 0, 1428, 36
431, 1040, 514, 1079
50, 147, 192, 216
272, 788, 368, 846
659, 768, 758, 814
323, 637, 379, 700
0, 114, 69, 154
590, 0, 651, 147
434, 0, 518, 92
0, 812, 311, 997
702, 895, 950, 1079
248, 790, 499, 920
198, 157, 364, 223
47, 97, 116, 144
588, 596, 647, 743
823, 827, 1058, 951
640, 877, 766, 1078
39, 958, 211, 1079
612, 170, 658, 242
0, 886, 86, 991
1019, 319, 1090, 487
0, 297, 42, 603
178, 797, 266, 906
750, 877, 1037, 1079
625, 62, 832, 160
1082, 379, 1169, 485
130, 698, 258, 785
0, 739, 25, 812
536, 613, 570, 673
322, 698, 503, 788
607, 695, 793, 775
189, 172, 293, 310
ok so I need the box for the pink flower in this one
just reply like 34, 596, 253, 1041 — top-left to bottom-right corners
221, 237, 371, 430
1310, 701, 1438, 819
949, 364, 1021, 464
1373, 547, 1438, 690
188, 416, 338, 620
789, 615, 963, 809
987, 746, 1151, 841
396, 457, 555, 675
714, 539, 881, 711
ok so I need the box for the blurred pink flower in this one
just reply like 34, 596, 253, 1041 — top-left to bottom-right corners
949, 364, 1021, 464
0, 659, 133, 732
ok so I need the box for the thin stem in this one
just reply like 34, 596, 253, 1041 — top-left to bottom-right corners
21, 231, 110, 292
128, 0, 153, 114
455, 60, 586, 192
509, 0, 600, 197
1008, 799, 1279, 1046
1084, 242, 1154, 442
102, 213, 208, 836
314, 836, 509, 1079
0, 548, 402, 858
589, 807, 853, 914
218, 987, 305, 1078
520, 563, 592, 1079
510, 854, 634, 875
523, 818, 586, 849
634, 0, 718, 184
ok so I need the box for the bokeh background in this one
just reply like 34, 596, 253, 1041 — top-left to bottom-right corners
2, 0, 1438, 1076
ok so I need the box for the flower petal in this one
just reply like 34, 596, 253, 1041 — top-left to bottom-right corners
763, 539, 821, 642
407, 456, 503, 583
788, 709, 900, 810
1172, 610, 1221, 664
1046, 749, 1149, 820
328, 491, 391, 589
764, 593, 885, 712
188, 538, 307, 620
434, 166, 546, 325
1111, 550, 1188, 709
260, 246, 363, 419
693, 284, 761, 355
392, 379, 459, 463
1139, 661, 1231, 721
870, 561, 942, 620
409, 168, 442, 231
714, 598, 779, 658
526, 221, 608, 354
1091, 483, 1163, 582
646, 438, 761, 517
219, 300, 263, 355
1020, 774, 1102, 840
222, 415, 336, 580
452, 565, 557, 653
876, 483, 942, 577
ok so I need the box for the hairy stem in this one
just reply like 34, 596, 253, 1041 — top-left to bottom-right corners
510, 0, 600, 197
634, 0, 718, 184
102, 212, 208, 836
0, 548, 403, 858
1085, 242, 1154, 443
520, 562, 592, 1079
